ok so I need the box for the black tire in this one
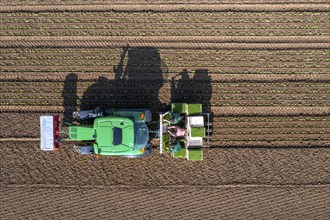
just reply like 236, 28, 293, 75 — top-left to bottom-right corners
55, 137, 61, 148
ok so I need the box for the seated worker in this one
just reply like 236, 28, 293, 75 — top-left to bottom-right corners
170, 140, 183, 153
163, 111, 181, 125
167, 125, 185, 137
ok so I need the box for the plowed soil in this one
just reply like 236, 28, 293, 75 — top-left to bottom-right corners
0, 1, 329, 219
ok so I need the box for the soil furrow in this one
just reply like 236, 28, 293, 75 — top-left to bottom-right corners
1, 12, 328, 22
2, 40, 329, 49
1, 141, 329, 186
2, 36, 330, 44
1, 185, 329, 220
2, 0, 330, 5
0, 4, 329, 13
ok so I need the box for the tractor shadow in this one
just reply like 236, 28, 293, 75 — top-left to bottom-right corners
62, 46, 212, 124
62, 73, 78, 125
79, 46, 167, 112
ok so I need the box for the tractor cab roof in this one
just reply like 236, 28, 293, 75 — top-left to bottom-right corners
93, 117, 135, 151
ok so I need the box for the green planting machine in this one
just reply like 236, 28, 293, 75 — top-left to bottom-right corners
40, 103, 212, 161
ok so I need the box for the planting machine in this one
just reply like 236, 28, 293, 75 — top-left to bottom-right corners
40, 103, 212, 161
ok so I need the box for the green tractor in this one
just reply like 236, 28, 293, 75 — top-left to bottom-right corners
40, 103, 211, 161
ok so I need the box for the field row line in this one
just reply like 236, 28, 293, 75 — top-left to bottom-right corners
2, 63, 328, 70
217, 124, 330, 129
211, 137, 330, 141
3, 183, 330, 189
1, 106, 328, 116
209, 140, 330, 147
2, 36, 329, 44
3, 89, 330, 96
2, 101, 329, 108
2, 31, 328, 36
1, 69, 328, 75
1, 11, 328, 17
3, 93, 329, 101
1, 0, 329, 6
1, 40, 329, 49
3, 80, 329, 86
2, 24, 328, 30
214, 117, 330, 122
2, 101, 328, 107
1, 48, 328, 55
214, 130, 330, 135
0, 4, 329, 12
1, 18, 329, 24
1, 55, 329, 62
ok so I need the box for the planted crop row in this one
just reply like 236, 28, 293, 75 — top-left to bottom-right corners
2, 92, 329, 102
3, 87, 329, 95
2, 54, 328, 63
216, 124, 330, 129
215, 129, 329, 135
214, 116, 330, 122
2, 81, 329, 88
0, 81, 330, 88
3, 86, 330, 99
1, 68, 328, 75
2, 23, 328, 30
1, 67, 328, 76
1, 60, 328, 69
2, 30, 327, 37
1, 48, 328, 56
1, 17, 329, 24
1, 11, 328, 19
2, 99, 328, 107
212, 137, 330, 142
2, 0, 329, 5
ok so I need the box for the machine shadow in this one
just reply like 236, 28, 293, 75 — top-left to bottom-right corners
171, 69, 212, 113
62, 47, 212, 123
80, 46, 167, 113
62, 73, 78, 125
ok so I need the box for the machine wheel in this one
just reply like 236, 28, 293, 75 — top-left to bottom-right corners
55, 137, 61, 148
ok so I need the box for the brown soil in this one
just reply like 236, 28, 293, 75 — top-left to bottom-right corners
1, 141, 329, 186
1, 185, 329, 220
0, 1, 329, 219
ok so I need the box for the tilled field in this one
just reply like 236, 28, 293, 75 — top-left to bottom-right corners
0, 1, 330, 219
